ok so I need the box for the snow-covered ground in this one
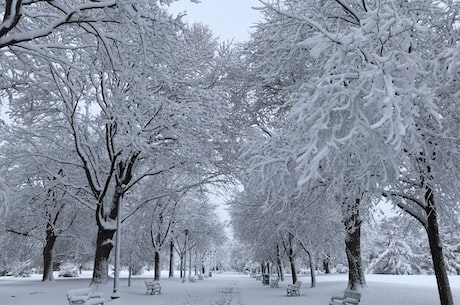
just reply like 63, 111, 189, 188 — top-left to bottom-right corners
0, 270, 459, 305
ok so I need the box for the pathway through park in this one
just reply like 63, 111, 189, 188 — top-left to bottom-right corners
1, 271, 459, 305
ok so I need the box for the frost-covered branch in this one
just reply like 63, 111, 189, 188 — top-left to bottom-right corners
0, 0, 117, 49
382, 192, 427, 227
334, 0, 362, 24
260, 0, 342, 45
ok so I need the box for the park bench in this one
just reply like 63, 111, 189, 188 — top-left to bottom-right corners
66, 288, 104, 305
144, 280, 161, 295
269, 277, 279, 288
255, 274, 262, 280
198, 274, 204, 280
189, 275, 197, 282
329, 290, 361, 305
286, 280, 302, 296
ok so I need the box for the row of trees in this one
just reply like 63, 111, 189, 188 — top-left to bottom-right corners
1, 2, 460, 305
226, 2, 460, 305
0, 0, 233, 285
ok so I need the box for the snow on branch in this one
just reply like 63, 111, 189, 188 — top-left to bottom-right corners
0, 0, 117, 49
260, 1, 342, 45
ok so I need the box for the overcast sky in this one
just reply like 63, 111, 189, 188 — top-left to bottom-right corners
168, 0, 263, 42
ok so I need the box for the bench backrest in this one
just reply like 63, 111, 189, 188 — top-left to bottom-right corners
344, 290, 361, 301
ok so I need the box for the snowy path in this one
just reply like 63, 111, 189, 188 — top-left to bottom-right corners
0, 272, 459, 305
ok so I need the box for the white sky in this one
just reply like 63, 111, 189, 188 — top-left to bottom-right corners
168, 0, 263, 42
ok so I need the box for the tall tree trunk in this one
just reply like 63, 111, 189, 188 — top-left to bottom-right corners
91, 190, 120, 285
128, 266, 132, 287
425, 186, 453, 305
343, 198, 365, 290
288, 252, 297, 284
276, 244, 284, 281
179, 255, 183, 278
188, 249, 192, 276
169, 240, 174, 278
194, 251, 197, 276
154, 250, 160, 281
323, 254, 331, 274
42, 225, 56, 281
287, 233, 297, 284
92, 225, 115, 284
306, 250, 316, 288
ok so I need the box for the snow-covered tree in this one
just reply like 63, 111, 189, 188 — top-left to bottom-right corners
3, 2, 231, 285
240, 2, 460, 302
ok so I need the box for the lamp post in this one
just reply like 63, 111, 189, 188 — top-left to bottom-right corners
111, 187, 122, 299
182, 229, 189, 282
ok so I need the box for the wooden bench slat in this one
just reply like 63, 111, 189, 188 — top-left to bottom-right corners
286, 281, 302, 296
330, 290, 361, 305
144, 280, 161, 295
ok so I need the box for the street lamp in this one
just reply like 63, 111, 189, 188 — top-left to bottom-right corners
182, 229, 189, 282
111, 187, 123, 299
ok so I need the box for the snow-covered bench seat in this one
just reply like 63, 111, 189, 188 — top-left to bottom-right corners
286, 280, 302, 296
329, 290, 361, 305
189, 275, 197, 282
144, 280, 161, 295
66, 288, 104, 305
269, 277, 279, 288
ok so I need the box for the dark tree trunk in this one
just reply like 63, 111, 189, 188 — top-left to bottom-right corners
194, 251, 197, 276
288, 253, 297, 284
92, 224, 115, 284
188, 249, 192, 276
306, 250, 316, 288
345, 227, 365, 290
425, 187, 453, 305
154, 250, 160, 281
42, 225, 56, 281
286, 233, 297, 284
343, 198, 365, 290
169, 240, 174, 278
179, 255, 183, 278
276, 244, 284, 281
91, 190, 120, 285
89, 155, 136, 285
323, 254, 331, 274
128, 266, 132, 287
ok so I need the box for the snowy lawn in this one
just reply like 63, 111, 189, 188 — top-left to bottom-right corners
1, 271, 459, 305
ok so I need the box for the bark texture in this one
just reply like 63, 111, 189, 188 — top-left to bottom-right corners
425, 186, 453, 305
42, 225, 56, 281
343, 198, 366, 290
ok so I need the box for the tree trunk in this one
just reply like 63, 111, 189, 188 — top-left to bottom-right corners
179, 255, 183, 278
288, 253, 297, 284
188, 249, 192, 276
323, 254, 331, 274
286, 233, 297, 284
91, 191, 120, 285
306, 250, 316, 288
425, 187, 453, 305
194, 251, 197, 276
276, 244, 284, 281
183, 250, 187, 280
343, 198, 365, 290
92, 224, 115, 284
42, 225, 56, 281
169, 240, 174, 278
154, 250, 160, 281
